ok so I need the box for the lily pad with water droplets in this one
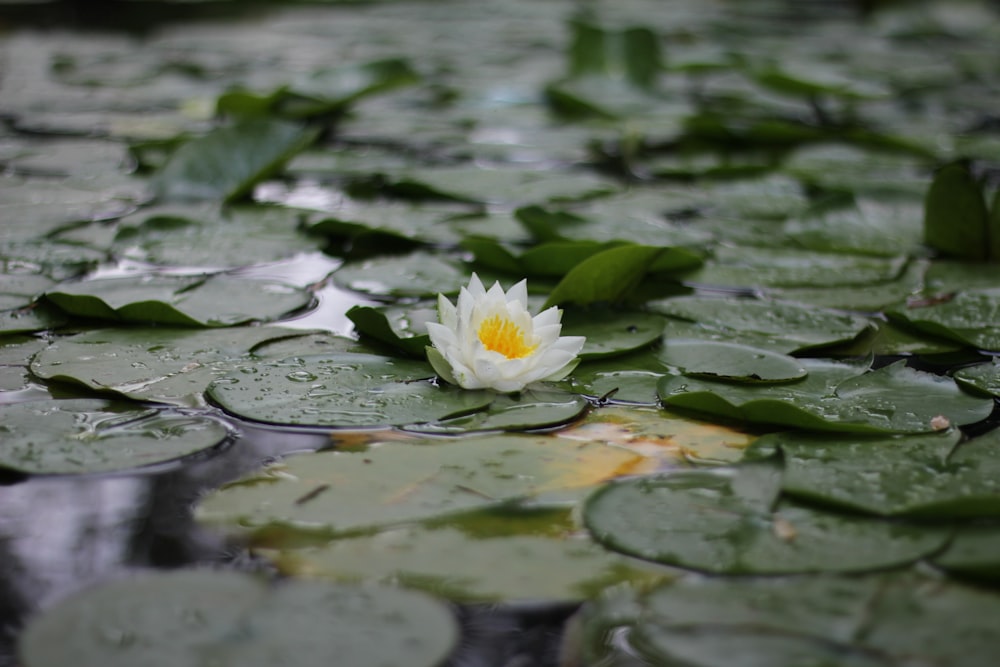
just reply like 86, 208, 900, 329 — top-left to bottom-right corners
760, 427, 1000, 519
658, 359, 993, 434
649, 295, 874, 354
207, 352, 491, 429
657, 339, 807, 383
0, 398, 229, 475
31, 326, 318, 407
577, 571, 1000, 667
18, 571, 458, 667
404, 388, 589, 434
332, 252, 467, 299
583, 465, 948, 574
955, 358, 1000, 397
887, 289, 1000, 352
196, 433, 645, 538
44, 273, 312, 327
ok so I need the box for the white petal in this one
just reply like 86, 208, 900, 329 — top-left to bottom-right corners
437, 293, 457, 330
532, 306, 562, 328
467, 273, 487, 298
506, 279, 529, 308
551, 335, 586, 355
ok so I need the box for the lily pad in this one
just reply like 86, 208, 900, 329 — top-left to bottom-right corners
31, 327, 317, 407
18, 571, 458, 667
657, 339, 807, 383
331, 252, 466, 299
152, 117, 319, 203
260, 507, 666, 603
196, 433, 645, 537
0, 273, 55, 310
888, 289, 1000, 351
563, 347, 669, 404
933, 524, 1000, 580
113, 204, 320, 268
207, 352, 491, 428
404, 388, 589, 434
762, 427, 1000, 518
659, 359, 993, 434
561, 307, 664, 360
687, 245, 908, 289
345, 304, 432, 358
44, 273, 312, 327
955, 358, 1000, 397
584, 465, 947, 574
0, 398, 229, 475
577, 572, 1000, 667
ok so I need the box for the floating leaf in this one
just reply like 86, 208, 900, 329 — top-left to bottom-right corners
584, 465, 947, 574
0, 398, 228, 474
955, 358, 1000, 397
44, 273, 311, 327
544, 245, 667, 308
562, 308, 664, 360
659, 359, 993, 434
196, 433, 645, 537
888, 289, 1000, 351
764, 427, 1000, 518
657, 339, 807, 383
19, 571, 457, 667
261, 507, 666, 603
345, 305, 431, 358
152, 117, 319, 203
578, 572, 1000, 667
31, 327, 316, 407
332, 252, 466, 299
923, 160, 990, 261
405, 389, 589, 434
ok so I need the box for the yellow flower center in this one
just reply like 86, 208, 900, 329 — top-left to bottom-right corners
477, 314, 537, 359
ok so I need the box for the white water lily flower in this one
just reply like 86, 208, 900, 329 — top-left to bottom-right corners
425, 274, 585, 393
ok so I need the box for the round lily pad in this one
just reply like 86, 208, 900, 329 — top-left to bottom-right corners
888, 289, 1000, 352
955, 358, 1000, 397
657, 339, 807, 383
405, 388, 589, 434
658, 359, 994, 434
261, 507, 666, 603
577, 571, 1000, 667
19, 570, 458, 667
0, 398, 229, 474
31, 326, 318, 407
583, 465, 948, 574
44, 273, 312, 327
561, 308, 665, 359
331, 252, 467, 299
207, 352, 494, 428
196, 433, 644, 538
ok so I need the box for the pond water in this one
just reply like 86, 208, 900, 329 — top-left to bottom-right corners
3, 0, 1000, 665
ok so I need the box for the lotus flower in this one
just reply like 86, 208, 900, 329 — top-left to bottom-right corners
426, 274, 585, 393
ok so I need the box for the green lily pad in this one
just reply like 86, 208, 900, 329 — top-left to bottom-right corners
584, 465, 947, 574
31, 327, 317, 407
345, 304, 432, 358
688, 245, 908, 289
657, 339, 806, 383
260, 507, 666, 604
0, 304, 68, 335
207, 352, 490, 428
562, 347, 669, 404
544, 244, 678, 308
0, 273, 55, 310
577, 572, 1000, 667
18, 571, 458, 667
955, 358, 1000, 397
151, 117, 319, 203
0, 398, 229, 475
404, 388, 589, 434
383, 165, 616, 205
658, 359, 993, 434
762, 427, 1000, 518
933, 524, 1000, 580
113, 204, 320, 268
331, 252, 466, 299
561, 308, 664, 360
44, 273, 312, 327
888, 289, 1000, 351
305, 199, 471, 247
217, 58, 420, 120
196, 433, 644, 538
923, 160, 991, 261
